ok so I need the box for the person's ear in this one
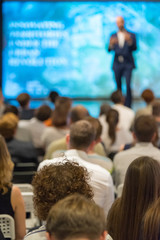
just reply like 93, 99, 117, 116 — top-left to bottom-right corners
99, 230, 107, 240
46, 232, 55, 240
66, 134, 70, 149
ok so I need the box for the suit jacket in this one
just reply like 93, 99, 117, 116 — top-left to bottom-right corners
108, 31, 137, 70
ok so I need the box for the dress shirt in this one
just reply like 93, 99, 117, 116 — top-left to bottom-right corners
114, 142, 160, 187
117, 31, 125, 48
39, 151, 114, 217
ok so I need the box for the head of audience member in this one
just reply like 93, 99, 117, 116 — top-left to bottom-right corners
110, 90, 124, 105
133, 115, 157, 143
116, 16, 125, 31
32, 160, 93, 221
16, 93, 31, 109
84, 116, 102, 143
3, 105, 19, 117
69, 105, 89, 124
48, 91, 59, 104
143, 197, 160, 240
35, 105, 52, 122
52, 97, 72, 127
99, 103, 111, 117
0, 135, 14, 194
141, 89, 154, 105
152, 101, 160, 122
46, 194, 107, 240
106, 109, 119, 144
66, 120, 96, 153
0, 113, 18, 140
107, 156, 160, 240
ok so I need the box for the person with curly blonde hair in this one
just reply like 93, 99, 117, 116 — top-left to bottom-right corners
0, 135, 26, 240
24, 159, 94, 240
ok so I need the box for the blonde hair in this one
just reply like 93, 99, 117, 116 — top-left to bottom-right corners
0, 113, 18, 139
0, 135, 14, 194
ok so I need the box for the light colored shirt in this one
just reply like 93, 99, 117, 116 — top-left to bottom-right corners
39, 151, 114, 217
112, 104, 135, 130
41, 127, 69, 149
117, 31, 125, 48
113, 142, 160, 187
24, 225, 46, 240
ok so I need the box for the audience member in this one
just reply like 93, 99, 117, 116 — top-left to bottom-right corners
142, 197, 160, 240
41, 97, 72, 148
24, 160, 93, 240
0, 113, 38, 164
40, 120, 114, 216
27, 105, 52, 148
16, 93, 34, 120
111, 90, 135, 130
152, 100, 160, 148
106, 156, 160, 240
113, 115, 160, 186
44, 105, 106, 159
99, 103, 111, 140
0, 135, 26, 239
135, 88, 155, 119
46, 194, 107, 240
83, 116, 113, 172
102, 109, 133, 158
0, 89, 6, 117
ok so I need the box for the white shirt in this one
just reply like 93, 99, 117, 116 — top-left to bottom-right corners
113, 142, 160, 187
24, 225, 46, 240
39, 150, 114, 217
112, 104, 135, 130
117, 31, 125, 48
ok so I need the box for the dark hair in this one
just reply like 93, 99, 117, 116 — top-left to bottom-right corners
69, 105, 89, 123
69, 120, 95, 150
143, 197, 160, 240
106, 156, 160, 240
152, 101, 160, 117
84, 116, 102, 141
110, 90, 123, 104
133, 115, 157, 142
107, 109, 119, 144
16, 93, 30, 107
52, 97, 72, 127
3, 105, 19, 116
46, 194, 106, 240
141, 89, 154, 104
48, 91, 59, 103
35, 105, 52, 121
99, 103, 111, 116
32, 160, 93, 220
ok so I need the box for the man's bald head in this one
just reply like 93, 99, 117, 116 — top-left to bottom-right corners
116, 16, 125, 31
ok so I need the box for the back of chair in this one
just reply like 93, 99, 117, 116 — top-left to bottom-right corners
0, 214, 15, 240
22, 192, 34, 213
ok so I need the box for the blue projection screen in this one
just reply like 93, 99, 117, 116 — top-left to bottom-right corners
2, 1, 160, 99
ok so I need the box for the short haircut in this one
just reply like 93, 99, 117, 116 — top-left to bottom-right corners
69, 105, 89, 123
35, 105, 52, 121
32, 160, 93, 220
0, 113, 18, 139
48, 91, 59, 103
141, 89, 154, 104
69, 120, 95, 150
152, 101, 160, 117
110, 90, 123, 104
16, 93, 30, 107
133, 115, 157, 142
46, 194, 106, 240
99, 103, 111, 116
84, 116, 102, 140
3, 105, 19, 116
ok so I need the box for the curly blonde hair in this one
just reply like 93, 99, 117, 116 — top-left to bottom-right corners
32, 161, 93, 220
0, 135, 14, 194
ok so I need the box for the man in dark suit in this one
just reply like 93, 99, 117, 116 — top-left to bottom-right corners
108, 16, 137, 108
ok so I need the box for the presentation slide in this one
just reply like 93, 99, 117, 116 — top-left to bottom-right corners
2, 1, 160, 99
